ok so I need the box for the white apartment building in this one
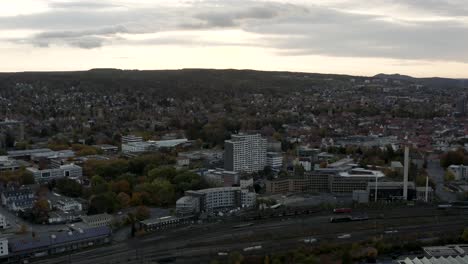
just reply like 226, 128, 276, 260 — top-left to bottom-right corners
224, 134, 267, 173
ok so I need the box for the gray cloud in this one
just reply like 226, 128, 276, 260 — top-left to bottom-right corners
49, 1, 121, 10
1, 0, 468, 63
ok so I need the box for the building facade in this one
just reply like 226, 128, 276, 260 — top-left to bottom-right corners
224, 134, 267, 173
266, 152, 283, 170
27, 164, 82, 182
265, 169, 384, 194
1, 186, 35, 212
176, 187, 256, 215
448, 165, 468, 181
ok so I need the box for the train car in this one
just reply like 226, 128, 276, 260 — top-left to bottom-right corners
333, 208, 352, 214
329, 215, 352, 223
437, 204, 452, 209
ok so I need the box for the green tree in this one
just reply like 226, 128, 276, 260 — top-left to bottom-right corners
88, 192, 118, 214
56, 178, 83, 197
444, 170, 456, 182
147, 166, 177, 182
341, 250, 352, 264
117, 192, 131, 208
135, 205, 150, 221
462, 228, 468, 242
32, 199, 50, 224
20, 171, 35, 185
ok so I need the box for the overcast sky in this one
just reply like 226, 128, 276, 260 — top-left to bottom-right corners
1, 0, 468, 77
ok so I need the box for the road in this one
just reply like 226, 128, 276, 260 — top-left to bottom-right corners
426, 156, 457, 202
30, 206, 468, 264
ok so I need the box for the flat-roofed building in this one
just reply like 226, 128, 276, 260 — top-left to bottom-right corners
81, 213, 113, 227
176, 187, 256, 214
27, 164, 82, 182
224, 134, 267, 173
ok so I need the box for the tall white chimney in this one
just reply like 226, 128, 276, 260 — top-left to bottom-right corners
403, 147, 409, 200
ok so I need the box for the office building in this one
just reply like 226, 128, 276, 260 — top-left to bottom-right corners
121, 135, 143, 144
176, 187, 256, 215
266, 152, 283, 170
265, 168, 384, 194
27, 164, 82, 182
224, 134, 267, 173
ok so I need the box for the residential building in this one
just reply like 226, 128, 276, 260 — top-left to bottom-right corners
266, 152, 283, 170
176, 156, 190, 167
224, 133, 267, 173
176, 187, 256, 215
1, 186, 35, 212
27, 164, 82, 182
81, 213, 113, 227
55, 199, 83, 212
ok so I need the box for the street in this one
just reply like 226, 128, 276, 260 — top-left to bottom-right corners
426, 155, 457, 202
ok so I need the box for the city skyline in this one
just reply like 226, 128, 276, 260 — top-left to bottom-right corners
1, 0, 468, 78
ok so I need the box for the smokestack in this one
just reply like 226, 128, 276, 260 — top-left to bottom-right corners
403, 147, 409, 200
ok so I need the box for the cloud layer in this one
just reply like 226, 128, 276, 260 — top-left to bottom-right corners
1, 0, 468, 63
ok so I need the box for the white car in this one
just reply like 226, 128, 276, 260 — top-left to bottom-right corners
337, 234, 351, 239
303, 237, 317, 244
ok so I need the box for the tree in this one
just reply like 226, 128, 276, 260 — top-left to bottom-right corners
117, 192, 131, 208
20, 171, 35, 185
88, 192, 118, 214
112, 179, 131, 194
56, 178, 82, 197
32, 199, 50, 224
444, 170, 456, 182
91, 175, 109, 194
462, 228, 468, 242
341, 250, 352, 264
294, 164, 305, 178
135, 205, 150, 221
147, 166, 177, 182
440, 150, 465, 168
